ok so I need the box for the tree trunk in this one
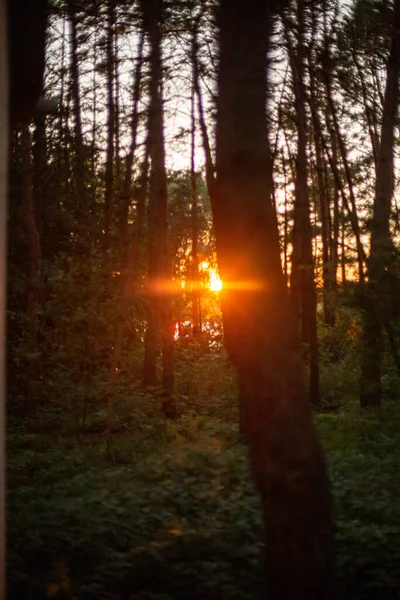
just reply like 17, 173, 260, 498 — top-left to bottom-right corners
104, 0, 115, 260
286, 1, 320, 407
33, 115, 46, 237
191, 19, 201, 335
90, 29, 98, 218
281, 148, 289, 284
67, 0, 86, 220
142, 0, 175, 418
360, 0, 400, 407
22, 126, 41, 410
322, 43, 365, 283
307, 54, 335, 325
118, 30, 145, 250
114, 19, 121, 187
107, 154, 149, 446
215, 2, 334, 596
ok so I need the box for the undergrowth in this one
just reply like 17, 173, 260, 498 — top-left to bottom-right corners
7, 341, 400, 599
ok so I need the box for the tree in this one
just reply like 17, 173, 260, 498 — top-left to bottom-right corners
190, 8, 202, 336
142, 0, 176, 418
360, 0, 400, 407
284, 0, 320, 407
104, 0, 116, 260
67, 0, 87, 222
213, 0, 334, 596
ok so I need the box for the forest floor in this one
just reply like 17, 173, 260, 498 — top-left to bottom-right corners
7, 350, 400, 600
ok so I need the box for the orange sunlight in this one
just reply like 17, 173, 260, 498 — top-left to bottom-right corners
200, 261, 223, 292
209, 270, 223, 292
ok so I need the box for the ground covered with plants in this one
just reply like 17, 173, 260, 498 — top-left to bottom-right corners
7, 334, 400, 600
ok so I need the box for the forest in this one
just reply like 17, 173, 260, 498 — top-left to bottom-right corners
6, 0, 400, 598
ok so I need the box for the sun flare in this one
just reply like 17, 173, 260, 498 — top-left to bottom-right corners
209, 270, 223, 292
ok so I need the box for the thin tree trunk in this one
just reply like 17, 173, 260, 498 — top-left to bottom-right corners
341, 213, 347, 284
33, 115, 46, 237
191, 16, 201, 336
22, 126, 41, 410
321, 106, 366, 278
360, 0, 400, 407
67, 0, 86, 220
91, 29, 97, 217
281, 148, 289, 284
106, 152, 149, 448
352, 43, 379, 167
104, 0, 115, 260
322, 47, 365, 283
307, 58, 335, 325
130, 146, 150, 282
118, 31, 145, 253
114, 18, 121, 186
57, 11, 67, 189
215, 2, 334, 596
192, 7, 215, 199
142, 0, 175, 418
286, 1, 320, 407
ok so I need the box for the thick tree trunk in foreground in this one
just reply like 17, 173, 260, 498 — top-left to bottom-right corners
360, 1, 400, 407
214, 2, 334, 597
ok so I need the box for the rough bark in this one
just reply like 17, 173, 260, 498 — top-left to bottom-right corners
215, 1, 334, 596
360, 0, 400, 407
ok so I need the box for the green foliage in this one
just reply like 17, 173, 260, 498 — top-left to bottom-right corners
8, 361, 400, 600
319, 406, 400, 599
318, 306, 363, 411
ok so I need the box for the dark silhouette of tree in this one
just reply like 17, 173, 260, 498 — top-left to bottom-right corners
360, 0, 400, 407
142, 0, 176, 418
213, 0, 335, 596
284, 0, 320, 407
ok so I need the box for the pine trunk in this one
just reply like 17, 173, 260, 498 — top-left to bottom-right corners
215, 2, 335, 596
22, 127, 41, 410
287, 0, 320, 407
142, 0, 175, 418
360, 0, 400, 407
67, 0, 86, 220
104, 0, 115, 260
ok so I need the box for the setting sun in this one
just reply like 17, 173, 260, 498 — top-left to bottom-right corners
209, 270, 223, 292
200, 261, 222, 292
